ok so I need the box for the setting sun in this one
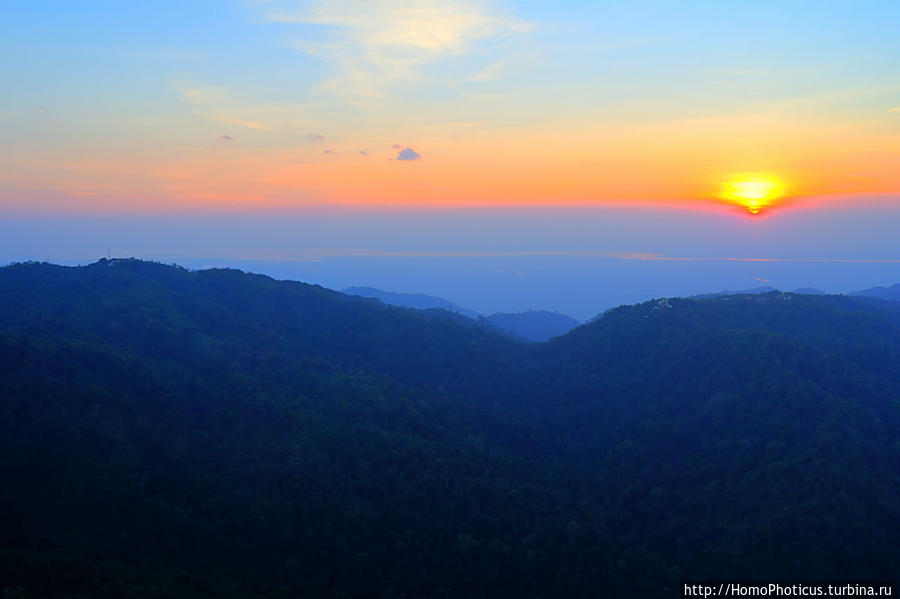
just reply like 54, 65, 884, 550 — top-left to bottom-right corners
719, 174, 787, 214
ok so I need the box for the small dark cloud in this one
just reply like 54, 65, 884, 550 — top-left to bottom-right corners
306, 133, 325, 142
391, 144, 402, 149
323, 149, 337, 155
359, 150, 369, 156
219, 135, 233, 142
396, 147, 421, 161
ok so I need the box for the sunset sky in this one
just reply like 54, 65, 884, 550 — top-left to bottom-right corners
3, 1, 900, 316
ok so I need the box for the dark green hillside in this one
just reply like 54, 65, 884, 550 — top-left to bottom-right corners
536, 293, 900, 579
1, 262, 898, 598
0, 334, 561, 598
0, 259, 531, 400
546, 292, 900, 394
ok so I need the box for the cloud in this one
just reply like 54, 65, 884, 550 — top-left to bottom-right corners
175, 81, 275, 130
391, 143, 402, 149
359, 150, 369, 156
225, 249, 900, 263
201, 112, 271, 131
891, 107, 900, 113
173, 79, 309, 131
259, 0, 533, 103
306, 133, 325, 141
396, 147, 420, 161
471, 59, 507, 81
219, 135, 234, 142
265, 1, 531, 52
323, 149, 337, 155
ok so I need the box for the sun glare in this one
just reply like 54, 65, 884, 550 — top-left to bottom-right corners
718, 174, 786, 214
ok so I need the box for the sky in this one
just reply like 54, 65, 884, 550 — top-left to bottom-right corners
2, 1, 900, 317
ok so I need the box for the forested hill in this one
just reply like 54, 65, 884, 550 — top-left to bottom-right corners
851, 282, 900, 302
1, 260, 899, 598
0, 259, 530, 399
341, 286, 581, 341
342, 286, 481, 319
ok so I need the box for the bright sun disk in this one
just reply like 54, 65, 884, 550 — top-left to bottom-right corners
719, 175, 786, 214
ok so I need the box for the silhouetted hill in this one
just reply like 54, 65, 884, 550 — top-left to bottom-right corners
343, 285, 480, 319
0, 260, 527, 395
792, 287, 826, 295
1, 262, 898, 598
535, 291, 900, 580
850, 282, 900, 302
342, 285, 580, 342
484, 310, 580, 342
689, 285, 778, 299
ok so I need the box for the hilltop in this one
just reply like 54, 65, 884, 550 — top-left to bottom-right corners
343, 285, 581, 341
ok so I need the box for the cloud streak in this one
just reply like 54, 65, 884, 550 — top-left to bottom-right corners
173, 79, 310, 131
193, 248, 900, 263
204, 113, 271, 130
260, 0, 532, 103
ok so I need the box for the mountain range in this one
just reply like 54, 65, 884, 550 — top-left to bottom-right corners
343, 285, 581, 342
343, 286, 481, 319
851, 282, 900, 302
1, 259, 898, 598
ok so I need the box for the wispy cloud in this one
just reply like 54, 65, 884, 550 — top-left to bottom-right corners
471, 59, 508, 81
173, 79, 310, 131
186, 248, 900, 263
890, 106, 900, 113
265, 1, 531, 53
257, 0, 532, 104
203, 112, 271, 131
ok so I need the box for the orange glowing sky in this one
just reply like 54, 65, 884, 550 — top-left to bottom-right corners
2, 1, 900, 214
